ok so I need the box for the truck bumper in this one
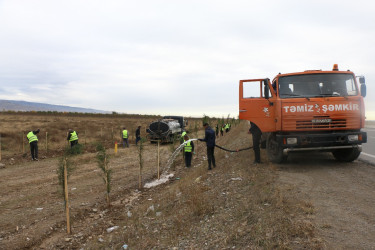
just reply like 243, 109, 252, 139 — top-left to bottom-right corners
283, 144, 362, 155
276, 131, 367, 154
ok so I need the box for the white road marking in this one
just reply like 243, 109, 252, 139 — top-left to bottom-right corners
361, 152, 375, 159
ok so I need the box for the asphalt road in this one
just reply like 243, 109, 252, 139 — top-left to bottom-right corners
359, 126, 375, 164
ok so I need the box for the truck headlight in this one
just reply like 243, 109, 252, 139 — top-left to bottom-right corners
348, 134, 359, 142
287, 138, 297, 144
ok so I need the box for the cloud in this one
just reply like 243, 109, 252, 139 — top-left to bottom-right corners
0, 0, 374, 118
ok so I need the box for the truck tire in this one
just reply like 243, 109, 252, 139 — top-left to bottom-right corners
332, 147, 361, 162
266, 134, 287, 163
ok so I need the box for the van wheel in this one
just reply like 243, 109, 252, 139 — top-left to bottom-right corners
332, 147, 361, 162
266, 134, 287, 163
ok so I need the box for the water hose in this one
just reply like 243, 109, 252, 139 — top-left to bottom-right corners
215, 144, 253, 152
165, 139, 253, 172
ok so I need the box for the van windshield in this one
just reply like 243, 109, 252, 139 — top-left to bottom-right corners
278, 73, 357, 99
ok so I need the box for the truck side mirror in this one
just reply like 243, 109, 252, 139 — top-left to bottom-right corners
359, 76, 365, 84
360, 83, 366, 97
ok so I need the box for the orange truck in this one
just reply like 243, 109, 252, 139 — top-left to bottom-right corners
239, 64, 367, 163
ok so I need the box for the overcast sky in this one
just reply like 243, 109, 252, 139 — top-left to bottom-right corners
0, 0, 374, 119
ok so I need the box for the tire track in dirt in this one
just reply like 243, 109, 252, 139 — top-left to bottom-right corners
277, 152, 375, 249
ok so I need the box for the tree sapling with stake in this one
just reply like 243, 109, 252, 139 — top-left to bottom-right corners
96, 143, 112, 207
57, 151, 75, 234
138, 138, 147, 189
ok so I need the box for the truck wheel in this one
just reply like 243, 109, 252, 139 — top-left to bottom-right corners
266, 134, 286, 163
332, 148, 361, 162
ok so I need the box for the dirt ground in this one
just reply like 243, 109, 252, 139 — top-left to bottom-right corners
1, 118, 374, 249
0, 142, 173, 249
277, 152, 375, 249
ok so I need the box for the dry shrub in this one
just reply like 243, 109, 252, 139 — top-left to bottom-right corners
182, 183, 214, 218
299, 201, 315, 215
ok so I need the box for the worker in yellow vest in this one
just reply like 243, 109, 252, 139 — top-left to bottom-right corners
122, 127, 129, 148
225, 123, 230, 133
183, 134, 195, 168
27, 129, 40, 161
180, 131, 187, 143
67, 129, 79, 148
180, 131, 187, 159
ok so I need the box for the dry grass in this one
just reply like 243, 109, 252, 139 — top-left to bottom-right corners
0, 113, 206, 161
84, 121, 323, 249
1, 114, 322, 249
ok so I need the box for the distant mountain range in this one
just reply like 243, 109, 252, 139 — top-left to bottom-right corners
0, 99, 109, 114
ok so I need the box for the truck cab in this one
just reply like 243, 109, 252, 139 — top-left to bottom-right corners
239, 64, 367, 163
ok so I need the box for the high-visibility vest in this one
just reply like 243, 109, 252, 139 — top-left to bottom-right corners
225, 124, 230, 129
123, 130, 128, 139
184, 141, 192, 152
69, 131, 78, 142
27, 131, 38, 143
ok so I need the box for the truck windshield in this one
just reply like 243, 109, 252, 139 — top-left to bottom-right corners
278, 73, 358, 99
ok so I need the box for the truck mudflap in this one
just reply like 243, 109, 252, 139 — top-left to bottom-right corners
275, 131, 367, 151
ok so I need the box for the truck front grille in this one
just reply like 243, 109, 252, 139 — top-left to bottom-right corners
296, 119, 346, 129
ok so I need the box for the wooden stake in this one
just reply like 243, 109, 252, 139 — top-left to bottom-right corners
0, 134, 2, 161
106, 190, 110, 207
64, 159, 71, 234
45, 132, 48, 152
157, 140, 160, 180
22, 132, 25, 154
104, 156, 110, 207
196, 140, 199, 159
139, 147, 142, 189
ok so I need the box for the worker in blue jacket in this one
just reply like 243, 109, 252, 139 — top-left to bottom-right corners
199, 123, 216, 170
249, 122, 262, 164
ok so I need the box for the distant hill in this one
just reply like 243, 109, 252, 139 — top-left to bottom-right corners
0, 99, 109, 114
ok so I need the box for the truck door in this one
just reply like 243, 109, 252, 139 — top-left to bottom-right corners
239, 79, 276, 132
